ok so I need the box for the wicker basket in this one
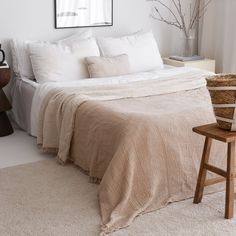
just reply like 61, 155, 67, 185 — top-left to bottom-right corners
206, 74, 236, 131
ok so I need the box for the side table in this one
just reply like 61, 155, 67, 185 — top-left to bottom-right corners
163, 58, 216, 73
0, 66, 14, 137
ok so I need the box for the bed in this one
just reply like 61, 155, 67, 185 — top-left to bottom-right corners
29, 66, 226, 234
10, 31, 225, 235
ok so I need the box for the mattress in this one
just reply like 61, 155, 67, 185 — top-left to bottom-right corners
11, 77, 39, 134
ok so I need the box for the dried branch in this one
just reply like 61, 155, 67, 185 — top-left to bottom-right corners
177, 0, 188, 37
190, 3, 192, 23
148, 0, 182, 29
191, 0, 199, 23
170, 0, 186, 32
189, 0, 212, 31
151, 7, 183, 30
148, 0, 212, 38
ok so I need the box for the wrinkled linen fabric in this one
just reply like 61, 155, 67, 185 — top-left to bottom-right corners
37, 69, 226, 234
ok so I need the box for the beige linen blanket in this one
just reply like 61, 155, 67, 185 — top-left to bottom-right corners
38, 70, 226, 234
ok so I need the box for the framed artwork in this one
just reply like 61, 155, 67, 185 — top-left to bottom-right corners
55, 0, 113, 29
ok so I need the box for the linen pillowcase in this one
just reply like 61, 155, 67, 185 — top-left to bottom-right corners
85, 54, 130, 78
97, 31, 164, 73
10, 39, 36, 79
70, 37, 101, 78
10, 29, 92, 80
29, 38, 100, 83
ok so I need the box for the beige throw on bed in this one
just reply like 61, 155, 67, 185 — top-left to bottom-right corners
38, 70, 226, 234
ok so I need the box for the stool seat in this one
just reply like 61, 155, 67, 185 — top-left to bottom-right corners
193, 123, 236, 143
193, 123, 236, 219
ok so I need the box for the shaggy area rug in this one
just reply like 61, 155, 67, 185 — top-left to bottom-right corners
0, 159, 235, 236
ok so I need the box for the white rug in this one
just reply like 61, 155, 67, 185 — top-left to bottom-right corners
0, 159, 235, 236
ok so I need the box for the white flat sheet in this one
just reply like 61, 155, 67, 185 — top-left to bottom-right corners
31, 67, 211, 137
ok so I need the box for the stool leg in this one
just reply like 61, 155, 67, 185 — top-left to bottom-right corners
194, 137, 212, 204
225, 142, 235, 219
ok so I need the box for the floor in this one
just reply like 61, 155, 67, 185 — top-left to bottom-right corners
1, 158, 235, 236
0, 129, 51, 169
1, 129, 236, 235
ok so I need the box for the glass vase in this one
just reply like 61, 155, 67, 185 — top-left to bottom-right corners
181, 34, 195, 57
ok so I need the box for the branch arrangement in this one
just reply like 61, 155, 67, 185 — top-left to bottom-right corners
148, 0, 212, 38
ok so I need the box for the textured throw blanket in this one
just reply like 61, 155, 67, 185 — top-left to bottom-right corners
37, 70, 226, 234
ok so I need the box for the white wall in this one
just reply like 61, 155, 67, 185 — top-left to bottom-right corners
199, 0, 236, 73
0, 0, 184, 64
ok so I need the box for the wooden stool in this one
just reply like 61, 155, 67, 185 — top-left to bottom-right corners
193, 123, 236, 219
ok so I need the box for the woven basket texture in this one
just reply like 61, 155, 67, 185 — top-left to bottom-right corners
207, 75, 236, 131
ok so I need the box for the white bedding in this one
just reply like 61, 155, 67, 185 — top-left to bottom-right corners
30, 66, 211, 137
11, 77, 39, 133
12, 66, 175, 135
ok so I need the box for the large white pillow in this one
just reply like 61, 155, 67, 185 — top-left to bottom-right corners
97, 31, 164, 73
10, 29, 92, 80
10, 39, 36, 79
29, 38, 100, 83
68, 37, 101, 78
57, 29, 92, 46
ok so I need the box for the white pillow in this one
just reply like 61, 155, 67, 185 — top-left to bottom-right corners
70, 38, 101, 78
10, 29, 92, 80
57, 29, 92, 46
10, 39, 36, 79
29, 38, 100, 83
97, 31, 164, 73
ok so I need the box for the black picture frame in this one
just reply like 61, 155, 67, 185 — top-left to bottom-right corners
54, 0, 113, 29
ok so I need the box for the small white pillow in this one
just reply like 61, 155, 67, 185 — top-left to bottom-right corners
10, 39, 36, 79
97, 31, 164, 73
29, 38, 100, 83
10, 29, 92, 80
85, 54, 130, 78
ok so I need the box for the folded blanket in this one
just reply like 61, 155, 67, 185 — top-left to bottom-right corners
37, 69, 226, 234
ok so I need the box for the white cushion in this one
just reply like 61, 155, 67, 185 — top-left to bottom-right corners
29, 38, 100, 83
10, 29, 92, 80
97, 31, 164, 73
